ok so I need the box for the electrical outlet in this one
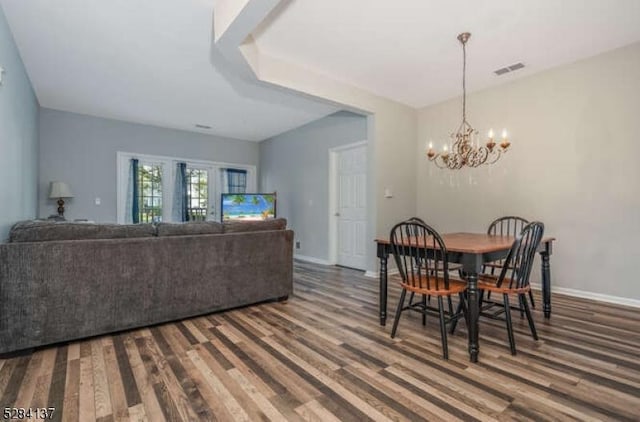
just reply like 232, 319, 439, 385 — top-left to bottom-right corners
95, 197, 101, 205
295, 241, 301, 249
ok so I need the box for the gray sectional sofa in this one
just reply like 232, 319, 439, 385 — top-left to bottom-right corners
0, 219, 293, 354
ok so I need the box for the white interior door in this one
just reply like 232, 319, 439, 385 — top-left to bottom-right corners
336, 145, 367, 270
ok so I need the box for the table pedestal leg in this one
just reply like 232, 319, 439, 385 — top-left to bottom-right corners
467, 272, 479, 362
541, 251, 551, 318
379, 256, 387, 326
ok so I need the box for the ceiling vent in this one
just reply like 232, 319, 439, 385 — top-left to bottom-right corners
195, 124, 212, 129
494, 62, 525, 76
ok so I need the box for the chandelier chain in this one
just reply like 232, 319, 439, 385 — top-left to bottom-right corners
462, 40, 466, 123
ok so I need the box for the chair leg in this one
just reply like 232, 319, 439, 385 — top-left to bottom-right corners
437, 296, 449, 359
450, 300, 461, 334
408, 291, 415, 306
450, 292, 467, 334
391, 289, 407, 338
421, 294, 427, 326
528, 289, 536, 309
446, 294, 457, 339
460, 292, 469, 327
522, 293, 539, 340
503, 294, 516, 355
519, 294, 525, 318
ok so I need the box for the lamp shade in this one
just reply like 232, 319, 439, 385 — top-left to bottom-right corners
49, 181, 73, 199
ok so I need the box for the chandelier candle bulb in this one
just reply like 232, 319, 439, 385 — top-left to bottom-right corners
500, 129, 511, 150
426, 141, 436, 159
428, 142, 436, 158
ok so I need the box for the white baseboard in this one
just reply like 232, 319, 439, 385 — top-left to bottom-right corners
530, 283, 640, 308
293, 254, 332, 266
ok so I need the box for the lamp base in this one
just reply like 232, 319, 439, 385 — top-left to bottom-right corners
57, 198, 65, 217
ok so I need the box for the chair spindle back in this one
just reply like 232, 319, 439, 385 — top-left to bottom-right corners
488, 216, 529, 237
389, 220, 450, 291
498, 222, 545, 290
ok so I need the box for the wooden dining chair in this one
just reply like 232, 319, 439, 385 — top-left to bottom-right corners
485, 216, 536, 309
389, 220, 468, 359
478, 221, 544, 355
408, 217, 462, 272
405, 217, 464, 313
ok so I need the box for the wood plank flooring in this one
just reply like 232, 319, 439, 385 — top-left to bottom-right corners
1, 261, 639, 421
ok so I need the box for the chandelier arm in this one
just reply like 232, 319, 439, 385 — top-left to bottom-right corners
432, 157, 447, 169
454, 120, 466, 137
485, 149, 502, 165
465, 143, 490, 167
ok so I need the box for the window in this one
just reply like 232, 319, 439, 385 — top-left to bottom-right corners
225, 168, 247, 193
137, 163, 163, 223
186, 168, 208, 221
117, 152, 256, 224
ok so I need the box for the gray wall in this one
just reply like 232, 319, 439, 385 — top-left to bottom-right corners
0, 6, 39, 241
39, 108, 260, 222
417, 42, 640, 301
260, 111, 367, 261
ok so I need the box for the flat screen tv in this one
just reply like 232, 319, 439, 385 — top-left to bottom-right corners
220, 193, 276, 221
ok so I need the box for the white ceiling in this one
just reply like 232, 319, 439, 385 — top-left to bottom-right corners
0, 0, 338, 141
3, 1, 640, 141
253, 0, 640, 108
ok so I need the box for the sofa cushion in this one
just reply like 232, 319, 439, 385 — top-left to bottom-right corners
223, 218, 287, 233
156, 221, 224, 237
9, 220, 156, 242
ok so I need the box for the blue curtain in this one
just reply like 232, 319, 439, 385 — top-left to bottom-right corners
226, 169, 247, 193
172, 162, 188, 222
131, 159, 140, 224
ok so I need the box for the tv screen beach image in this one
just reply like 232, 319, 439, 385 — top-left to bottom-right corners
221, 194, 276, 221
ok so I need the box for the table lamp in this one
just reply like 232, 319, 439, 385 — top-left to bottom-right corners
49, 181, 74, 218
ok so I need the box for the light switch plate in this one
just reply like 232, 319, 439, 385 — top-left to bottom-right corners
0, 66, 5, 85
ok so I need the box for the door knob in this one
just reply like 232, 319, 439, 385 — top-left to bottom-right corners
334, 212, 341, 217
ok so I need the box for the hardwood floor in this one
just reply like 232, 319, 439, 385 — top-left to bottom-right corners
1, 261, 639, 421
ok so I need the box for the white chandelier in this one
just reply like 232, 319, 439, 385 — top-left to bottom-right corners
426, 33, 510, 169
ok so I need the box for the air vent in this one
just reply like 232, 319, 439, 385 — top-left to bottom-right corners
195, 124, 212, 129
494, 62, 525, 76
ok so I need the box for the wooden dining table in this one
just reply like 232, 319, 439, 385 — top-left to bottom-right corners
375, 232, 555, 362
